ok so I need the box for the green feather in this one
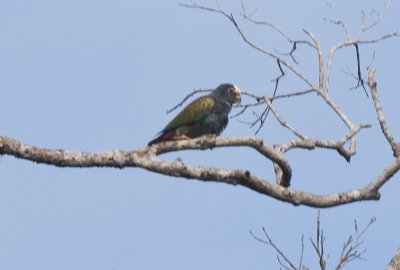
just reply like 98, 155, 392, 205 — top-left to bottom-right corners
164, 95, 215, 133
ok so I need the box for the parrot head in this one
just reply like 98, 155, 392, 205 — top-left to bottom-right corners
213, 83, 242, 105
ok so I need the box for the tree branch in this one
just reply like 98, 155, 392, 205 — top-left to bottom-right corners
310, 211, 327, 270
251, 228, 298, 270
368, 67, 400, 157
386, 247, 400, 270
334, 217, 375, 270
1, 135, 397, 208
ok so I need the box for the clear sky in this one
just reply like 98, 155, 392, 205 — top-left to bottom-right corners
0, 0, 399, 269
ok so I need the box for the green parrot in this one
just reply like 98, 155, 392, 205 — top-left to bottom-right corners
148, 83, 242, 146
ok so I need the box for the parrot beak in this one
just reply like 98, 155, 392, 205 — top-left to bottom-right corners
233, 85, 242, 104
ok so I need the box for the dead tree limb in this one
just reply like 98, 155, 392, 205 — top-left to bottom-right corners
1, 129, 398, 208
386, 247, 400, 270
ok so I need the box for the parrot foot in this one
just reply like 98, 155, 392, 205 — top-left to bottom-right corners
198, 134, 217, 146
207, 134, 217, 139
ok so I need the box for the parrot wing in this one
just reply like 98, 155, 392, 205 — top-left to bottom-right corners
163, 95, 215, 132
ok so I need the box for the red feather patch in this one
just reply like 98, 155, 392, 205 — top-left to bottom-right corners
147, 130, 176, 146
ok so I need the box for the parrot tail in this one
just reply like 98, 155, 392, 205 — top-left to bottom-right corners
147, 130, 176, 146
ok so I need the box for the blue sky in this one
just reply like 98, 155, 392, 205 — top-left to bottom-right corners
0, 0, 399, 269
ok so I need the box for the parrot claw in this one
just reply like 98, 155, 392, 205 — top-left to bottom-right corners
198, 134, 217, 145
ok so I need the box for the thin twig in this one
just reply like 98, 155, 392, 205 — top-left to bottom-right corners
258, 59, 286, 131
299, 235, 305, 270
250, 228, 298, 270
273, 89, 316, 100
264, 98, 306, 139
231, 100, 264, 119
325, 31, 398, 94
324, 3, 351, 40
334, 217, 376, 270
351, 44, 368, 97
358, 0, 391, 37
272, 60, 285, 96
252, 106, 270, 135
241, 89, 316, 101
287, 42, 300, 64
303, 29, 324, 92
240, 1, 315, 50
310, 211, 327, 270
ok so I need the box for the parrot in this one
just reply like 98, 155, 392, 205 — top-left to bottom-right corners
148, 83, 242, 146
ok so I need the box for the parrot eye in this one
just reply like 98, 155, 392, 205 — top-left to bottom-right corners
228, 87, 235, 93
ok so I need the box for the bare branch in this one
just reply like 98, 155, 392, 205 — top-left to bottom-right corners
316, 91, 359, 156
386, 247, 400, 270
240, 1, 315, 50
302, 29, 324, 92
232, 87, 311, 124
272, 89, 316, 100
277, 256, 294, 270
325, 32, 398, 94
241, 91, 369, 162
1, 135, 397, 208
264, 97, 306, 140
324, 3, 351, 40
365, 155, 400, 194
288, 42, 299, 64
252, 106, 270, 135
280, 124, 371, 161
358, 1, 391, 37
253, 213, 376, 269
251, 228, 298, 270
230, 100, 263, 119
299, 235, 305, 270
368, 67, 400, 157
310, 211, 327, 270
357, 216, 376, 239
334, 217, 376, 270
272, 59, 285, 96
274, 42, 300, 64
179, 1, 228, 17
248, 61, 285, 135
358, 32, 399, 44
351, 43, 368, 97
